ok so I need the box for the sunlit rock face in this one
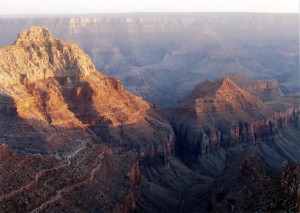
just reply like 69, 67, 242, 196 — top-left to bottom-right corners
0, 25, 175, 155
0, 27, 175, 212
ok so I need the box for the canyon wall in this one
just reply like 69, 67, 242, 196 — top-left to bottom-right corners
0, 21, 299, 212
172, 106, 299, 158
225, 73, 283, 100
0, 13, 298, 106
170, 77, 300, 172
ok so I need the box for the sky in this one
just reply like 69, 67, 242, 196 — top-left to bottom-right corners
0, 0, 298, 15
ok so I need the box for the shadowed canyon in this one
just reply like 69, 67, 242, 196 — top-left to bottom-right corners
0, 13, 299, 213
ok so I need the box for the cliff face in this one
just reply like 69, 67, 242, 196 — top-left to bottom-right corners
171, 78, 300, 160
0, 26, 150, 125
225, 73, 283, 100
176, 77, 264, 114
244, 80, 282, 100
0, 26, 175, 151
0, 27, 175, 212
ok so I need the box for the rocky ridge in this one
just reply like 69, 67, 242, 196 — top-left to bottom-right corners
176, 77, 264, 114
0, 26, 95, 87
171, 77, 299, 159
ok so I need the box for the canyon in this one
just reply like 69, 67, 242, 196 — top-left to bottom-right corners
0, 13, 298, 106
0, 21, 299, 212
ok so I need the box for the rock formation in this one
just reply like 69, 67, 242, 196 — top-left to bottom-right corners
171, 77, 299, 160
0, 26, 174, 212
225, 72, 283, 100
176, 77, 264, 114
0, 26, 299, 213
0, 26, 173, 150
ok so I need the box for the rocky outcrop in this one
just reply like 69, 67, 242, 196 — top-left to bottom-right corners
0, 143, 12, 160
0, 27, 175, 212
171, 78, 300, 158
225, 73, 283, 100
15, 26, 54, 44
229, 106, 299, 144
176, 77, 264, 114
244, 79, 282, 99
0, 26, 96, 88
0, 26, 173, 148
173, 104, 299, 157
129, 158, 141, 187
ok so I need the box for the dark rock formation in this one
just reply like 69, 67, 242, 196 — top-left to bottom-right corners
282, 161, 300, 212
0, 143, 12, 160
210, 151, 300, 212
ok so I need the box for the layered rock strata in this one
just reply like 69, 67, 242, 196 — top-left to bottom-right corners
171, 77, 299, 158
0, 26, 174, 212
225, 72, 283, 100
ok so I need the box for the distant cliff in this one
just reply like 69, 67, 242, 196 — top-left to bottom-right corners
225, 73, 283, 100
0, 13, 298, 106
171, 77, 299, 160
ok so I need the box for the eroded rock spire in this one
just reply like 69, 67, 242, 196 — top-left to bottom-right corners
15, 26, 54, 44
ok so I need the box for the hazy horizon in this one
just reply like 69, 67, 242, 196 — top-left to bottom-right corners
0, 0, 298, 15
0, 11, 298, 19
